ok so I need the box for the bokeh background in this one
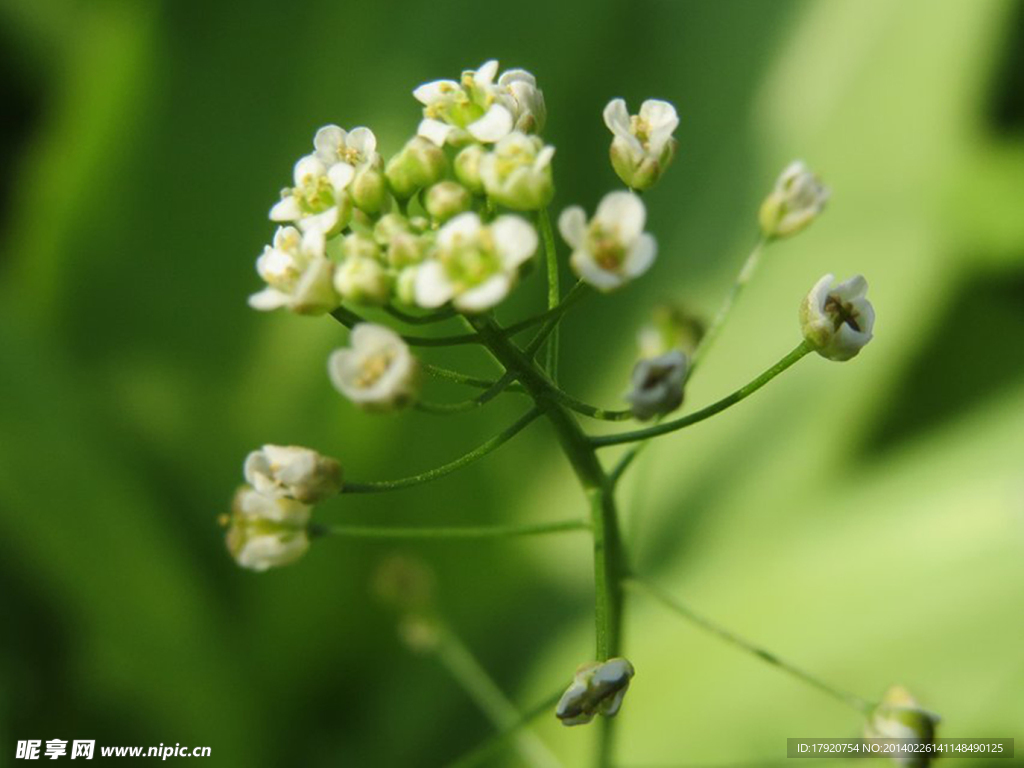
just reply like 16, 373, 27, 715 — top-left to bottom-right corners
1, 0, 1023, 765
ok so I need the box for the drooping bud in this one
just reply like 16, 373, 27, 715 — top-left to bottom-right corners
243, 445, 342, 503
556, 658, 635, 726
223, 486, 311, 572
625, 350, 688, 420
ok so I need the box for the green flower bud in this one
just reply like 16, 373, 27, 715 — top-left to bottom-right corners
374, 213, 432, 268
333, 255, 393, 306
454, 144, 487, 194
385, 137, 448, 200
480, 132, 555, 211
351, 164, 390, 215
637, 304, 705, 358
341, 232, 382, 262
425, 181, 472, 222
759, 161, 829, 239
556, 658, 635, 726
865, 686, 940, 768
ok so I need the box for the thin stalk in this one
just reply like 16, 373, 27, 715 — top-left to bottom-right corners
434, 624, 563, 768
538, 208, 561, 379
384, 304, 458, 325
500, 283, 587, 337
421, 363, 526, 394
342, 408, 541, 493
446, 689, 566, 768
331, 306, 481, 347
311, 519, 589, 540
624, 578, 874, 714
524, 281, 586, 358
547, 388, 634, 422
592, 342, 812, 448
691, 235, 768, 370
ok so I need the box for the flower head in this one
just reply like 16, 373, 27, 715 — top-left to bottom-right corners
328, 323, 419, 411
223, 486, 311, 572
556, 658, 635, 726
414, 212, 537, 312
248, 226, 339, 315
313, 125, 381, 169
759, 161, 829, 239
604, 98, 678, 190
480, 132, 555, 211
626, 350, 688, 420
243, 445, 342, 503
415, 60, 544, 146
865, 686, 940, 768
800, 273, 875, 361
270, 154, 354, 238
560, 191, 656, 291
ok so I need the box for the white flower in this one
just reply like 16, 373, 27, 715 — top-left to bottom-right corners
327, 323, 419, 411
759, 160, 829, 239
414, 212, 537, 312
414, 60, 543, 146
556, 658, 635, 726
248, 226, 339, 315
603, 98, 678, 190
269, 154, 354, 238
243, 445, 342, 503
224, 486, 311, 572
560, 191, 656, 291
626, 350, 688, 420
480, 132, 555, 211
865, 686, 940, 768
313, 125, 380, 168
800, 274, 875, 361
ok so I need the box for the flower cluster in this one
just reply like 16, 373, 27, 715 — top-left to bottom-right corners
222, 445, 342, 571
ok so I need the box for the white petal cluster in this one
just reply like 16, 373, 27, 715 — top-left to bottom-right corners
759, 160, 829, 239
414, 213, 537, 312
224, 486, 312, 572
244, 445, 342, 504
480, 132, 555, 211
313, 125, 380, 169
270, 152, 355, 239
625, 350, 688, 420
603, 98, 678, 190
864, 686, 940, 768
800, 274, 875, 361
249, 226, 339, 315
556, 658, 635, 726
415, 60, 545, 147
560, 191, 656, 291
328, 323, 419, 411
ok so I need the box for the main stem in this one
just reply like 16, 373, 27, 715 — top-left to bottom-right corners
469, 316, 626, 767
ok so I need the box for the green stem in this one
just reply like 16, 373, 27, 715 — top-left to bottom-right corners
434, 624, 563, 768
311, 519, 589, 540
384, 304, 458, 325
500, 283, 587, 337
538, 208, 561, 379
546, 387, 634, 422
624, 578, 874, 714
342, 408, 541, 493
331, 306, 481, 347
421, 363, 526, 394
524, 281, 586, 358
592, 342, 812, 448
691, 236, 768, 370
446, 689, 566, 768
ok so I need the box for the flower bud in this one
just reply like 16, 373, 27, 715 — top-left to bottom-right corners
556, 658, 635, 726
603, 98, 678, 191
480, 132, 555, 211
454, 145, 486, 194
759, 161, 829, 239
625, 350, 688, 420
223, 486, 311, 572
351, 164, 390, 215
385, 137, 448, 200
395, 266, 419, 305
374, 213, 432, 268
800, 273, 875, 361
334, 255, 393, 305
425, 181, 472, 222
243, 445, 343, 503
865, 686, 940, 768
637, 305, 705, 358
328, 323, 419, 411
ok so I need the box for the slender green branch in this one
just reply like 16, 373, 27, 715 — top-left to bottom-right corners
311, 519, 589, 540
331, 306, 481, 347
446, 689, 566, 768
434, 624, 564, 768
342, 408, 542, 493
624, 578, 874, 714
547, 387, 634, 422
608, 416, 663, 486
421, 363, 526, 394
538, 208, 561, 379
524, 281, 587, 357
384, 304, 458, 325
592, 341, 812, 448
691, 235, 768, 370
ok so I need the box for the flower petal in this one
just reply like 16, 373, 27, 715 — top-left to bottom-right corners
491, 216, 538, 268
417, 118, 454, 147
454, 274, 511, 312
413, 79, 459, 105
558, 206, 587, 248
623, 233, 656, 278
414, 261, 456, 308
602, 98, 631, 138
571, 251, 626, 292
468, 104, 513, 143
595, 191, 646, 242
269, 196, 302, 222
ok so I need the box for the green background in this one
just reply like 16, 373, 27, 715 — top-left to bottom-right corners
1, 0, 1022, 765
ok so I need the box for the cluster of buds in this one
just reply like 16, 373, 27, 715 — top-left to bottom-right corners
222, 446, 342, 571
865, 686, 940, 768
556, 658, 636, 726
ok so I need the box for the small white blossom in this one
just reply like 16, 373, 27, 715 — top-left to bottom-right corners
414, 212, 537, 312
556, 658, 635, 726
313, 125, 380, 168
269, 154, 354, 238
559, 191, 656, 291
480, 132, 555, 211
626, 350, 688, 420
759, 160, 829, 239
249, 226, 339, 315
800, 274, 875, 361
865, 686, 940, 768
603, 98, 678, 190
243, 445, 342, 503
224, 486, 311, 572
414, 60, 544, 146
328, 323, 419, 411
